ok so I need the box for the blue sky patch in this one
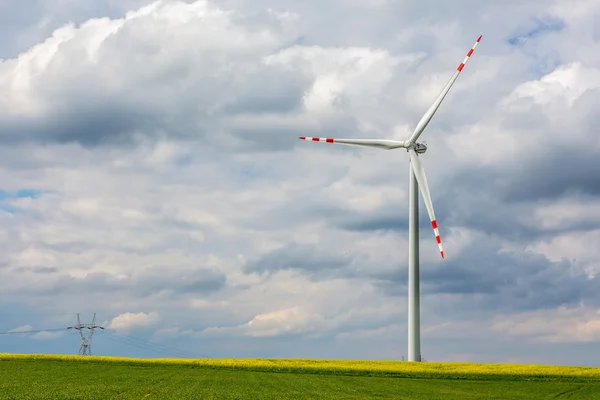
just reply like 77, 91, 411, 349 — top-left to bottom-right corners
508, 16, 565, 46
0, 189, 39, 213
15, 189, 39, 198
0, 188, 39, 200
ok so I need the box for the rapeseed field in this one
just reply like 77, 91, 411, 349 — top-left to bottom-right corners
2, 354, 600, 399
2, 353, 600, 381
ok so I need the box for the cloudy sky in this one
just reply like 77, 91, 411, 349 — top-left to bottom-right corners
1, 0, 599, 365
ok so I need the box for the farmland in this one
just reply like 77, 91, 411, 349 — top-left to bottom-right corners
1, 354, 599, 399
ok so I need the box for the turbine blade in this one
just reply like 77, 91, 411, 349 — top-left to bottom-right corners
408, 149, 444, 259
409, 35, 482, 144
299, 136, 406, 150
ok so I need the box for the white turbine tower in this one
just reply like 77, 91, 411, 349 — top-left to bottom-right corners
299, 35, 482, 362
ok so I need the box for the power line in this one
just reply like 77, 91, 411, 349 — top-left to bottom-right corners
99, 332, 204, 358
100, 334, 185, 358
0, 328, 65, 335
1, 314, 204, 359
0, 312, 75, 317
0, 327, 202, 358
113, 333, 195, 358
0, 311, 211, 324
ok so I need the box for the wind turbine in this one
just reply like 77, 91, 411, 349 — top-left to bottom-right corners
299, 35, 482, 362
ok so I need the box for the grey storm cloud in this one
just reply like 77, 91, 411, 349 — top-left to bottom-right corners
243, 241, 413, 291
338, 212, 408, 233
0, 2, 315, 149
12, 267, 226, 298
244, 229, 598, 316
243, 243, 356, 278
16, 266, 58, 274
374, 237, 598, 314
503, 149, 600, 202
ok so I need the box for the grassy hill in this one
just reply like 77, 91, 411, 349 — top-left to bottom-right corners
1, 354, 599, 399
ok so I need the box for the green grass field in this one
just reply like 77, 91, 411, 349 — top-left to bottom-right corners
1, 354, 600, 399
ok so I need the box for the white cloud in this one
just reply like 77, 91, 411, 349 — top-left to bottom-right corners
31, 330, 64, 340
244, 306, 320, 337
492, 306, 600, 343
528, 197, 600, 231
108, 312, 160, 332
8, 325, 33, 333
503, 62, 600, 107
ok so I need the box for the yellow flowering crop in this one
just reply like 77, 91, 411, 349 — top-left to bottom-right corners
1, 353, 599, 382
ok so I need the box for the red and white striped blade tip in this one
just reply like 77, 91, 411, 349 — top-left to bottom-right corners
299, 136, 334, 143
457, 34, 483, 72
431, 220, 445, 259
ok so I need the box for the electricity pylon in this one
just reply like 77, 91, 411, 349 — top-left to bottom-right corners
67, 313, 104, 356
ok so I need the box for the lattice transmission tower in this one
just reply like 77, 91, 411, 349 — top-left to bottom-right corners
67, 313, 104, 355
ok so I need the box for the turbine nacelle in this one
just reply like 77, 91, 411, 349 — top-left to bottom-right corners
412, 142, 427, 154
402, 140, 426, 153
